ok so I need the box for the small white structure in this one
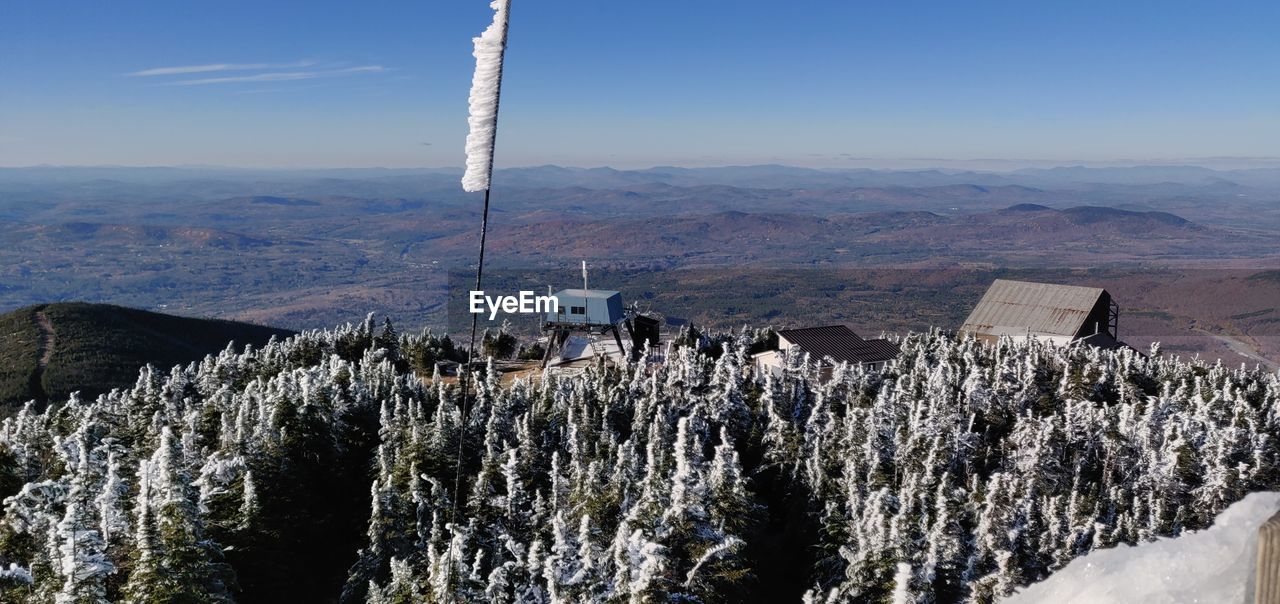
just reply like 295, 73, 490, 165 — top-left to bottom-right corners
540, 263, 667, 370
545, 289, 625, 327
541, 288, 629, 368
755, 325, 899, 377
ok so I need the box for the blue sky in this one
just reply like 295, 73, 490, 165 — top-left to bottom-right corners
2, 0, 1278, 169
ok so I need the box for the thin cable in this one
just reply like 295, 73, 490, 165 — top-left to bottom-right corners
447, 187, 492, 599
447, 3, 510, 597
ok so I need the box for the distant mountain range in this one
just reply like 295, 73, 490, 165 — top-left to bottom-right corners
1, 164, 1278, 367
0, 303, 294, 413
3, 163, 1279, 194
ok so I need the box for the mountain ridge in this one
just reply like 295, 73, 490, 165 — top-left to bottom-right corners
0, 302, 295, 413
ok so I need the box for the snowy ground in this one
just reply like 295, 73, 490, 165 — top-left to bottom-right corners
1005, 492, 1280, 604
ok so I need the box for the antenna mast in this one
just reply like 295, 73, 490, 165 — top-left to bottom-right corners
450, 0, 513, 598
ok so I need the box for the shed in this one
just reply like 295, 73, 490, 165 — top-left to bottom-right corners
960, 279, 1118, 345
756, 325, 900, 376
777, 325, 900, 368
545, 289, 625, 327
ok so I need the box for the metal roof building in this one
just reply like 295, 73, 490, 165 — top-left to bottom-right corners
776, 325, 900, 366
545, 289, 625, 328
960, 279, 1119, 346
754, 325, 900, 378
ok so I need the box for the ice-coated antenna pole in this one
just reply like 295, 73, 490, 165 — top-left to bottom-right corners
450, 1, 512, 599
461, 0, 512, 195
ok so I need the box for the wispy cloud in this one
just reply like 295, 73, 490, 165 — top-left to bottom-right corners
168, 65, 387, 86
124, 61, 390, 89
125, 61, 316, 77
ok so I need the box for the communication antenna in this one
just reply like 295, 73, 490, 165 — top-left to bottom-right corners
450, 0, 512, 597
581, 261, 589, 336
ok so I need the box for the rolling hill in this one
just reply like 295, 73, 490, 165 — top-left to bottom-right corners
0, 302, 294, 413
450, 204, 1223, 267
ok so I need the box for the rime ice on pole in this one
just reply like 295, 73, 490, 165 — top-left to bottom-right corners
461, 0, 512, 193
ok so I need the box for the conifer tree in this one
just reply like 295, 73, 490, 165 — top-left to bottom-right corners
122, 429, 233, 603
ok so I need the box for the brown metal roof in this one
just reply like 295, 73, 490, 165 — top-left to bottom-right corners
777, 325, 900, 365
960, 279, 1107, 338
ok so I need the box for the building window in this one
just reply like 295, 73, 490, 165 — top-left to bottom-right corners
571, 306, 586, 315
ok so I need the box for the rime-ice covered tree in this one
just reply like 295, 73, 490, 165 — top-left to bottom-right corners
53, 428, 114, 604
123, 428, 232, 603
2, 318, 1279, 603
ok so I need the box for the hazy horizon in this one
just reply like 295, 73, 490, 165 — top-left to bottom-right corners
5, 157, 1280, 173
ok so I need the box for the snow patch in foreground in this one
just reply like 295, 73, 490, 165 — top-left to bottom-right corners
1006, 491, 1280, 604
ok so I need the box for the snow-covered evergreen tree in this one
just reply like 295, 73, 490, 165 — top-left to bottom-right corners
0, 320, 1277, 603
